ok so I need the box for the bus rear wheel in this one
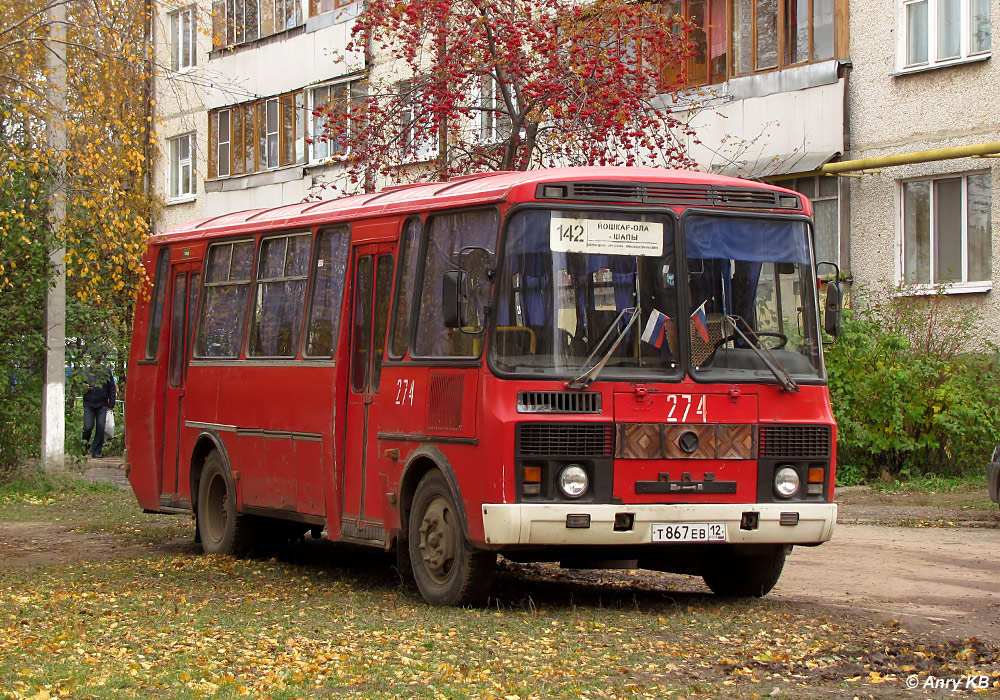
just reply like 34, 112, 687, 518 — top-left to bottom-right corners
197, 451, 252, 556
700, 550, 786, 597
408, 472, 495, 606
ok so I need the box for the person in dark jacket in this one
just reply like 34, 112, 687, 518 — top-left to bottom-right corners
82, 352, 116, 458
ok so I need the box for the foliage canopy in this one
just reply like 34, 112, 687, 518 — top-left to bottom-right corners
314, 0, 700, 191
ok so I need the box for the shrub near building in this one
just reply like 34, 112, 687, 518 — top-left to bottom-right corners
826, 289, 1000, 482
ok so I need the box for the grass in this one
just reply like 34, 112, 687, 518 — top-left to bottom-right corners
0, 475, 998, 699
866, 473, 987, 494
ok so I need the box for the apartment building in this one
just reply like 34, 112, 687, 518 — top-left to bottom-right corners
152, 0, 366, 231
845, 0, 998, 340
151, 1, 997, 336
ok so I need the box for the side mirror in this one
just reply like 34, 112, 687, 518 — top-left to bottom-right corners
442, 269, 469, 329
817, 261, 844, 339
824, 281, 843, 337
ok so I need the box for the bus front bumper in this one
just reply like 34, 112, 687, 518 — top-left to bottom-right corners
480, 503, 836, 546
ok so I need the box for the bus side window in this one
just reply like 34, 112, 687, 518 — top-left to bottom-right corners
168, 273, 188, 387
195, 240, 254, 358
304, 226, 350, 358
247, 231, 311, 358
412, 209, 498, 358
372, 254, 394, 390
144, 248, 171, 359
388, 217, 422, 359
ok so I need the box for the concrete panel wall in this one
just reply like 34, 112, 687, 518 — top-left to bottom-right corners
846, 0, 1000, 343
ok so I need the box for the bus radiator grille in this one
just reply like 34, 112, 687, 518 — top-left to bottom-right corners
516, 391, 602, 414
516, 423, 615, 457
758, 425, 831, 459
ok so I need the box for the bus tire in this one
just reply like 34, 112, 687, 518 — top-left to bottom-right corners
197, 451, 253, 556
700, 550, 786, 597
408, 471, 495, 606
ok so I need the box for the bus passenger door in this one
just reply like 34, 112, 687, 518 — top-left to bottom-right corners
343, 245, 395, 541
161, 262, 201, 504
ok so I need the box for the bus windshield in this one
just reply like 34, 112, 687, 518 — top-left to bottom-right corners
491, 208, 682, 380
490, 208, 823, 384
684, 214, 823, 384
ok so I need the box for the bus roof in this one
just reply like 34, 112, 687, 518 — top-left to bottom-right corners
152, 166, 801, 244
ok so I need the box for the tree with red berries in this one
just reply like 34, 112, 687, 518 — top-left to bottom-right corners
313, 0, 700, 191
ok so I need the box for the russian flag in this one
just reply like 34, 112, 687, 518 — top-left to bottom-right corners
691, 302, 710, 343
641, 309, 670, 348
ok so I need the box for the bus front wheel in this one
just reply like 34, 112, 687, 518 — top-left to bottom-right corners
700, 550, 786, 597
197, 451, 252, 556
408, 472, 495, 606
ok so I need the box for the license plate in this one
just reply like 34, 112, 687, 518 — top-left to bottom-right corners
651, 522, 727, 542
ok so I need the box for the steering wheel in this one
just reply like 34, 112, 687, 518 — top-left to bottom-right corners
754, 331, 788, 350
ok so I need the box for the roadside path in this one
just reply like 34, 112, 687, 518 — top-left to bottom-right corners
773, 523, 1000, 640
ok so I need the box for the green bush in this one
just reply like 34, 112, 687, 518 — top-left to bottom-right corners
826, 289, 1000, 480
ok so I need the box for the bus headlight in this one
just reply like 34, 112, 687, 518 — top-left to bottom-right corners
774, 466, 801, 498
558, 464, 589, 499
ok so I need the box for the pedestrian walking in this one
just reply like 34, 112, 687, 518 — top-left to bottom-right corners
82, 351, 116, 458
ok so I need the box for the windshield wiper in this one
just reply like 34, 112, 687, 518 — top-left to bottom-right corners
567, 307, 639, 389
722, 315, 799, 392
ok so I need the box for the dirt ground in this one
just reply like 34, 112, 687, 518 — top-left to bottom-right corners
2, 466, 998, 643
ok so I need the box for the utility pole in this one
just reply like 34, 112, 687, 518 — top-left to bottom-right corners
41, 0, 68, 472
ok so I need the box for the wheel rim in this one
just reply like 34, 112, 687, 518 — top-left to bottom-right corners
202, 472, 228, 545
417, 494, 457, 584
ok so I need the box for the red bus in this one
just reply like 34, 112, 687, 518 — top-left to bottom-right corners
126, 166, 842, 605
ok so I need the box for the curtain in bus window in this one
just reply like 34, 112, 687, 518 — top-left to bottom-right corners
196, 240, 254, 358
249, 233, 311, 358
305, 227, 350, 357
413, 209, 498, 357
685, 217, 810, 263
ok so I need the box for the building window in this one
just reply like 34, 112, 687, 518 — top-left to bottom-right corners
901, 0, 991, 69
660, 0, 730, 86
208, 91, 306, 178
900, 172, 992, 286
789, 175, 839, 265
274, 0, 303, 30
311, 79, 366, 161
399, 79, 439, 163
226, 0, 260, 45
309, 0, 354, 16
170, 6, 196, 72
212, 0, 305, 47
733, 0, 837, 76
168, 133, 196, 200
473, 74, 513, 143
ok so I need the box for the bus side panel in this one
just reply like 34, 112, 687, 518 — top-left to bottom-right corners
126, 249, 168, 511
176, 363, 221, 499
209, 364, 336, 516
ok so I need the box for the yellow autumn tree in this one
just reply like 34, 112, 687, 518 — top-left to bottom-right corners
1, 0, 155, 463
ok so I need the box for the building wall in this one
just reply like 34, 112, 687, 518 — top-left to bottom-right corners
152, 2, 211, 233
846, 0, 1000, 342
153, 0, 366, 229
